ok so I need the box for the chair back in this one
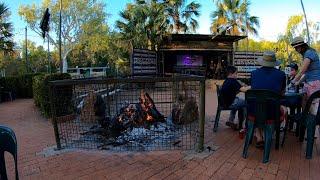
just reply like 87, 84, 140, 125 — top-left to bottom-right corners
303, 90, 320, 118
245, 89, 281, 126
0, 125, 19, 180
216, 84, 228, 109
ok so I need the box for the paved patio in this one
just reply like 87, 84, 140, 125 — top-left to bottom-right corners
1, 86, 320, 180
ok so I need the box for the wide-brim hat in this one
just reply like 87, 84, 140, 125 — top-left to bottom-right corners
257, 51, 281, 67
291, 36, 307, 48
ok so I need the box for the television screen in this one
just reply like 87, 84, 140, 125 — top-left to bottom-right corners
177, 55, 203, 66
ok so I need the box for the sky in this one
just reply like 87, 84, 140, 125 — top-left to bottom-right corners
5, 0, 320, 48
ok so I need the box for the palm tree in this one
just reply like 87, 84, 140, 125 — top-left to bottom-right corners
0, 3, 13, 53
116, 0, 169, 50
162, 0, 201, 34
210, 0, 259, 36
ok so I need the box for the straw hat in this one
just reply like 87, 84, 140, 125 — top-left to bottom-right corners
257, 51, 280, 67
291, 36, 307, 48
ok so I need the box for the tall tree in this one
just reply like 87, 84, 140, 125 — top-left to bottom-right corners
0, 3, 13, 53
19, 0, 109, 72
162, 0, 201, 33
20, 40, 49, 73
116, 0, 169, 50
210, 0, 259, 36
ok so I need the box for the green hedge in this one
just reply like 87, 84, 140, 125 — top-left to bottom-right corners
0, 74, 41, 99
33, 73, 72, 118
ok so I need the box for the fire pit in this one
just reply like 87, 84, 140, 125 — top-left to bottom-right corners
50, 76, 205, 151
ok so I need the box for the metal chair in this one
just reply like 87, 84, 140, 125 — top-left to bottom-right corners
213, 84, 243, 132
242, 89, 282, 163
292, 90, 320, 159
0, 125, 19, 180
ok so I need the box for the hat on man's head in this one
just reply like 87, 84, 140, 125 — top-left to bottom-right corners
288, 63, 298, 71
257, 51, 280, 67
291, 36, 307, 48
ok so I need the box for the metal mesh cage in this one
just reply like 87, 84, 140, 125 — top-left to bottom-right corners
50, 76, 205, 151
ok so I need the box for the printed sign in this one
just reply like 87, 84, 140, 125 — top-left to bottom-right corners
234, 51, 263, 79
131, 49, 157, 76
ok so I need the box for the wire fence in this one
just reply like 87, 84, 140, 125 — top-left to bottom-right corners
49, 76, 205, 152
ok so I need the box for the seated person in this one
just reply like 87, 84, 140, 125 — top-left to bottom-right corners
220, 66, 251, 130
250, 51, 287, 148
282, 63, 302, 114
286, 63, 301, 92
288, 63, 298, 82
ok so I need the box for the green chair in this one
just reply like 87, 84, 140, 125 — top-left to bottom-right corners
213, 84, 244, 132
292, 90, 320, 159
242, 89, 282, 163
0, 125, 19, 180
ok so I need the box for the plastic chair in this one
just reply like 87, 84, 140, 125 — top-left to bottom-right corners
213, 84, 243, 132
292, 90, 320, 159
242, 89, 282, 163
0, 125, 19, 180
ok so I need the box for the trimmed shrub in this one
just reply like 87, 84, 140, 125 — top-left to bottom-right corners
32, 73, 72, 117
0, 74, 41, 100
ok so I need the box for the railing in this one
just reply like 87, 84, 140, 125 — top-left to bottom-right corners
64, 67, 110, 79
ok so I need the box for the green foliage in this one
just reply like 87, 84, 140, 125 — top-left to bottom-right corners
32, 73, 72, 117
116, 0, 201, 50
0, 2, 14, 53
0, 73, 40, 99
210, 0, 259, 36
237, 14, 320, 68
19, 0, 109, 71
20, 40, 52, 73
163, 0, 201, 34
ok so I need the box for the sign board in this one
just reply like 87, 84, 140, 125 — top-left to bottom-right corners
233, 51, 263, 79
131, 49, 157, 76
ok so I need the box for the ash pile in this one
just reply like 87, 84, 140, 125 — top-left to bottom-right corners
80, 89, 199, 151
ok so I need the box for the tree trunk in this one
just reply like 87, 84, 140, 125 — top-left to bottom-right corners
62, 48, 72, 73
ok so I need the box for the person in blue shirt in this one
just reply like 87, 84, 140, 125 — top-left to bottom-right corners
250, 51, 287, 147
220, 66, 251, 130
291, 37, 320, 114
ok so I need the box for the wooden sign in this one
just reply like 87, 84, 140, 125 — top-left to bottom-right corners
234, 51, 263, 79
131, 49, 157, 76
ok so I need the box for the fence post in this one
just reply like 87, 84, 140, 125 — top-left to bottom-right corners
198, 79, 205, 152
49, 84, 62, 150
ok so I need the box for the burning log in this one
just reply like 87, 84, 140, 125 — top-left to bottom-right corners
81, 90, 166, 146
172, 96, 198, 125
108, 90, 165, 135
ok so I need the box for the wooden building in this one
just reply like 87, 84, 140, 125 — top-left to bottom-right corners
158, 34, 246, 78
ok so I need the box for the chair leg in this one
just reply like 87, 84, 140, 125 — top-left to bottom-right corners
281, 118, 289, 147
299, 124, 306, 142
306, 114, 316, 159
275, 122, 280, 150
213, 108, 221, 132
263, 125, 274, 163
295, 121, 300, 137
14, 153, 19, 180
242, 122, 254, 159
0, 152, 8, 180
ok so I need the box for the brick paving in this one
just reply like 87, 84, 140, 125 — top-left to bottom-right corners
1, 85, 320, 180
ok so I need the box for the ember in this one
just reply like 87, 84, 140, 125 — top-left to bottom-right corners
109, 90, 165, 133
